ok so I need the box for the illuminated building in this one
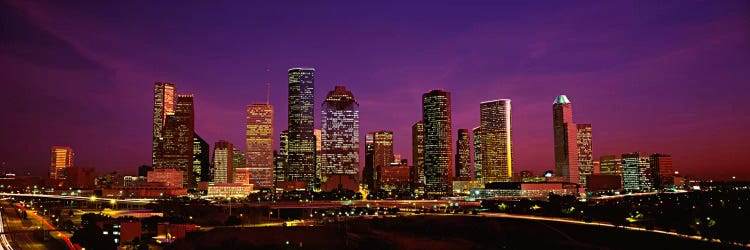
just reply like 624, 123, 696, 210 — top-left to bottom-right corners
622, 152, 652, 191
455, 129, 472, 181
193, 134, 210, 183
363, 133, 376, 191
152, 82, 175, 167
321, 86, 360, 176
650, 154, 673, 189
246, 103, 274, 189
232, 149, 245, 183
411, 121, 425, 194
234, 167, 250, 185
472, 126, 482, 182
147, 168, 184, 188
207, 183, 253, 198
213, 141, 234, 183
576, 124, 593, 187
273, 151, 284, 184
50, 146, 74, 180
452, 181, 485, 195
275, 130, 289, 183
155, 94, 194, 188
599, 155, 622, 175
287, 68, 316, 187
373, 131, 395, 170
480, 99, 513, 182
553, 95, 579, 184
422, 89, 453, 196
315, 128, 322, 186
379, 162, 411, 191
471, 182, 581, 199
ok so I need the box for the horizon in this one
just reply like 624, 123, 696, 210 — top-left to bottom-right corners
1, 0, 749, 180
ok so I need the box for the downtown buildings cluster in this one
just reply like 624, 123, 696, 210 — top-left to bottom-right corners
33, 67, 681, 199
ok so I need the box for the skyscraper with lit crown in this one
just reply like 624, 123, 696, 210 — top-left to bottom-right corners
321, 86, 360, 176
422, 89, 453, 196
553, 95, 579, 184
152, 82, 176, 166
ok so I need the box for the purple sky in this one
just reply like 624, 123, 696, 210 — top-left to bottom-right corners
1, 0, 749, 179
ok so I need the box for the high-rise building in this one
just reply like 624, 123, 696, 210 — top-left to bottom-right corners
363, 133, 376, 192
599, 155, 622, 175
234, 167, 251, 185
314, 128, 322, 186
287, 68, 316, 187
576, 124, 593, 187
622, 152, 652, 191
273, 150, 284, 184
472, 126, 482, 182
50, 146, 74, 180
553, 95, 579, 184
154, 93, 194, 188
650, 154, 673, 189
422, 89, 453, 196
193, 134, 210, 183
321, 86, 360, 177
455, 129, 471, 181
246, 103, 274, 189
411, 121, 425, 194
275, 130, 289, 183
213, 141, 234, 183
232, 149, 246, 183
152, 82, 176, 166
480, 99, 513, 183
373, 131, 395, 170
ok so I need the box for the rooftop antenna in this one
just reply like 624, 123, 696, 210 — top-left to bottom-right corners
266, 82, 270, 105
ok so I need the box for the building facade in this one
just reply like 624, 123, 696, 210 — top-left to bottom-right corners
373, 131, 395, 170
472, 126, 482, 182
147, 168, 184, 188
320, 86, 360, 176
650, 154, 673, 189
213, 141, 234, 183
193, 134, 210, 183
553, 95, 579, 184
422, 90, 453, 196
152, 82, 176, 167
480, 99, 513, 183
599, 155, 622, 175
287, 68, 316, 187
455, 129, 472, 181
246, 103, 274, 189
622, 152, 652, 191
576, 124, 593, 187
411, 121, 425, 194
50, 146, 74, 180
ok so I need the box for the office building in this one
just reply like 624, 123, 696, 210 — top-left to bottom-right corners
553, 95, 579, 184
480, 99, 513, 182
422, 89, 453, 196
321, 86, 360, 176
411, 121, 425, 194
472, 126, 482, 182
576, 124, 593, 187
213, 141, 234, 183
152, 82, 176, 167
193, 134, 210, 183
622, 152, 652, 191
275, 130, 289, 183
286, 68, 316, 186
50, 146, 74, 180
373, 131, 395, 170
147, 168, 184, 188
599, 155, 622, 175
650, 154, 673, 189
363, 133, 376, 191
455, 129, 471, 181
246, 103, 274, 189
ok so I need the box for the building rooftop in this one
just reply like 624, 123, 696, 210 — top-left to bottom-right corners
553, 95, 571, 104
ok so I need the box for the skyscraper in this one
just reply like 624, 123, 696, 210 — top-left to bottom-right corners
599, 155, 622, 175
455, 129, 471, 181
152, 82, 176, 166
287, 68, 315, 187
314, 128, 322, 186
373, 131, 395, 170
411, 121, 425, 194
622, 152, 651, 191
422, 89, 453, 196
153, 87, 194, 187
193, 134, 210, 182
480, 99, 513, 183
576, 124, 593, 187
213, 141, 234, 183
472, 126, 482, 182
553, 95, 579, 184
321, 86, 360, 176
650, 154, 673, 189
362, 133, 376, 192
275, 130, 289, 183
246, 103, 274, 189
233, 149, 246, 182
50, 146, 74, 180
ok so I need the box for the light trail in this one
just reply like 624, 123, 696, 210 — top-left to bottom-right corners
0, 210, 10, 250
15, 204, 74, 250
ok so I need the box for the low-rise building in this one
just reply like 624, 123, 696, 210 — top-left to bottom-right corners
147, 169, 184, 188
207, 183, 253, 198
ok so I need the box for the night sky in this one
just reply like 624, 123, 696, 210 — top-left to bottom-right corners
1, 0, 748, 179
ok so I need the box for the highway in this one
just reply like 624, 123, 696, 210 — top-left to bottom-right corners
0, 210, 13, 250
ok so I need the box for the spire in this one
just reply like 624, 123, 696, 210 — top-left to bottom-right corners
553, 95, 571, 104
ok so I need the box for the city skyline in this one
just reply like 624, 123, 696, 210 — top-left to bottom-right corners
2, 1, 749, 180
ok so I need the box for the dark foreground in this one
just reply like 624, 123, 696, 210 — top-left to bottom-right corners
168, 215, 744, 250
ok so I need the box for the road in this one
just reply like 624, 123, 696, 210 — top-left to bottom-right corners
0, 204, 55, 249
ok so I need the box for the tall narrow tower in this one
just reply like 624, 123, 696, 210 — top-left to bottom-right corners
152, 82, 176, 166
553, 95, 579, 184
480, 99, 513, 182
287, 68, 316, 187
321, 86, 360, 176
422, 89, 453, 196
246, 102, 274, 189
